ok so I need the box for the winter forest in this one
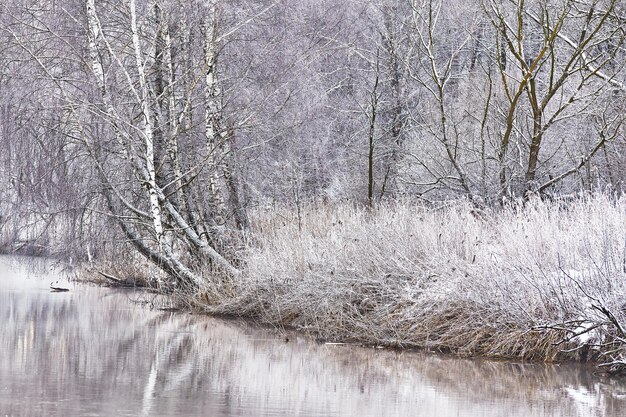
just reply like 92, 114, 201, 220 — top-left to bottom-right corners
1, 0, 626, 371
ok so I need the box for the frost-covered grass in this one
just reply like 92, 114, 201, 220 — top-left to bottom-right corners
200, 194, 626, 370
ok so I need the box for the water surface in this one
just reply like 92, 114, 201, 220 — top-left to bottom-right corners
1, 256, 625, 416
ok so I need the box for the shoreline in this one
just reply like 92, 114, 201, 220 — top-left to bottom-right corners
73, 274, 607, 370
13, 194, 626, 375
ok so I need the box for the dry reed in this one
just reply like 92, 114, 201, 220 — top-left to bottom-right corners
198, 194, 626, 369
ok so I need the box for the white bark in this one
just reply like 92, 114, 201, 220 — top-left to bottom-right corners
129, 0, 165, 248
204, 8, 227, 220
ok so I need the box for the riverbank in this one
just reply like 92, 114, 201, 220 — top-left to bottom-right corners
80, 194, 626, 373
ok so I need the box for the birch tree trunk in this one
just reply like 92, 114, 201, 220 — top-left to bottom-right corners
129, 0, 165, 248
204, 7, 228, 223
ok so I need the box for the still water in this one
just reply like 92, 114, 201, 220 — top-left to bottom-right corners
1, 256, 626, 417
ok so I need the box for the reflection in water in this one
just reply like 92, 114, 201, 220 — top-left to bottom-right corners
1, 255, 626, 417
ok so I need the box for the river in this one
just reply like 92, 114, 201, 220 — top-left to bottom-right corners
1, 255, 625, 416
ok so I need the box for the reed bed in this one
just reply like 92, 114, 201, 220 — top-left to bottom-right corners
198, 195, 626, 370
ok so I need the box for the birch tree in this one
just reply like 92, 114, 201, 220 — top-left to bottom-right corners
82, 0, 247, 286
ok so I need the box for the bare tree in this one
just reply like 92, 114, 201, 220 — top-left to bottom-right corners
484, 0, 626, 198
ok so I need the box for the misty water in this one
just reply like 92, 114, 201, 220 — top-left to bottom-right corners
1, 256, 626, 417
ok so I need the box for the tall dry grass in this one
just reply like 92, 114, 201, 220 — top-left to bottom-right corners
199, 194, 626, 369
